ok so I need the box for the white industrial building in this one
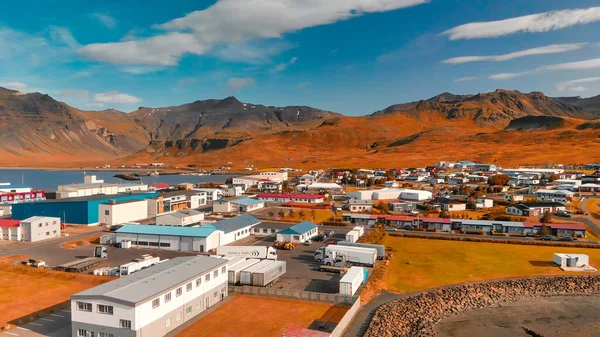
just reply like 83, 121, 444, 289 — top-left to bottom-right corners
348, 188, 432, 201
259, 171, 288, 181
116, 214, 261, 252
117, 183, 149, 193
57, 175, 119, 199
192, 188, 222, 202
71, 256, 229, 337
99, 199, 149, 226
156, 210, 205, 226
0, 216, 61, 242
305, 183, 343, 192
553, 253, 590, 269
0, 183, 31, 193
276, 221, 318, 244
212, 197, 265, 214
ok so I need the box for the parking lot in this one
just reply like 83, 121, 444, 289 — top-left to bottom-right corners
2, 309, 72, 337
246, 224, 371, 293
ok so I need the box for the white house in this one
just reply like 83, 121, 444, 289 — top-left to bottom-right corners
299, 174, 317, 185
439, 199, 467, 212
348, 199, 374, 212
57, 175, 119, 199
0, 217, 61, 242
99, 199, 149, 226
276, 221, 318, 244
258, 180, 282, 193
259, 171, 288, 181
256, 193, 325, 204
212, 197, 265, 214
192, 189, 222, 202
117, 183, 149, 193
504, 194, 524, 202
535, 189, 574, 204
156, 210, 205, 226
475, 198, 494, 209
231, 176, 263, 191
71, 256, 229, 337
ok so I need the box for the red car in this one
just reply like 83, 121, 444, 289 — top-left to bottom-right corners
324, 241, 336, 246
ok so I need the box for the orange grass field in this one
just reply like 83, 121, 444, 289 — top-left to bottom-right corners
0, 262, 113, 327
382, 237, 600, 294
176, 295, 347, 337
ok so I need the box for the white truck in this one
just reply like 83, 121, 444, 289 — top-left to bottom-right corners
314, 245, 377, 267
120, 254, 160, 276
337, 241, 386, 260
216, 246, 278, 260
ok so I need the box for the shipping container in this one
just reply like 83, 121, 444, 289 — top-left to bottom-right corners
217, 246, 278, 260
315, 246, 377, 267
352, 226, 365, 237
345, 230, 359, 243
339, 266, 364, 295
227, 258, 260, 284
239, 260, 274, 285
251, 261, 286, 287
120, 254, 160, 276
338, 241, 385, 259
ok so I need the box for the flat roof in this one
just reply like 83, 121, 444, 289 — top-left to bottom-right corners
254, 221, 294, 230
278, 221, 318, 235
22, 216, 59, 223
257, 193, 324, 199
101, 199, 147, 205
71, 256, 227, 306
22, 192, 158, 204
211, 214, 261, 233
0, 220, 20, 228
61, 182, 119, 189
117, 224, 218, 237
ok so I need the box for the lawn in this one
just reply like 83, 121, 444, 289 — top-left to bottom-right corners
0, 262, 112, 326
176, 295, 344, 337
382, 237, 600, 294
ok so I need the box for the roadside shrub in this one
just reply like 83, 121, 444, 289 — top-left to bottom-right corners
464, 230, 485, 235
425, 228, 437, 232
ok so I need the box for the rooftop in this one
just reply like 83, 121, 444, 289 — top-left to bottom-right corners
60, 182, 119, 189
159, 209, 204, 219
513, 202, 566, 208
349, 199, 374, 205
18, 192, 158, 204
211, 214, 260, 233
116, 224, 218, 237
22, 216, 59, 223
257, 193, 324, 200
278, 221, 318, 235
101, 199, 147, 205
230, 197, 264, 206
71, 256, 227, 306
0, 220, 20, 228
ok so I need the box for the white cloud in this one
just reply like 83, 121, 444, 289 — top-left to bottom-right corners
442, 6, 600, 40
93, 91, 142, 104
211, 40, 294, 64
272, 56, 298, 73
120, 66, 165, 74
297, 81, 310, 89
443, 43, 587, 64
556, 77, 600, 92
69, 71, 92, 79
79, 0, 428, 66
59, 90, 89, 98
454, 76, 478, 82
86, 102, 105, 109
227, 77, 255, 93
0, 82, 28, 91
91, 13, 117, 29
48, 26, 80, 49
0, 26, 78, 66
78, 32, 206, 66
490, 57, 600, 80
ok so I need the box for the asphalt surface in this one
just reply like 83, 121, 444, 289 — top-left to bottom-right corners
2, 309, 71, 337
574, 197, 600, 236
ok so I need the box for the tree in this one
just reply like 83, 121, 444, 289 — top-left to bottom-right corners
278, 210, 285, 219
310, 209, 317, 222
225, 177, 233, 184
288, 209, 296, 219
378, 202, 391, 215
488, 174, 510, 186
540, 211, 553, 224
439, 210, 450, 218
282, 181, 291, 193
298, 210, 306, 220
549, 174, 560, 182
366, 178, 375, 187
540, 223, 552, 236
268, 211, 275, 220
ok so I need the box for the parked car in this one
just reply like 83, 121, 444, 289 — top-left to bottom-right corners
541, 235, 554, 241
313, 234, 325, 242
385, 226, 398, 232
554, 212, 571, 218
324, 241, 336, 246
324, 229, 334, 237
302, 240, 312, 246
557, 236, 574, 242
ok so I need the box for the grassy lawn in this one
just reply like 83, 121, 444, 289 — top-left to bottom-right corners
382, 237, 600, 294
176, 295, 343, 337
0, 262, 112, 327
281, 209, 333, 223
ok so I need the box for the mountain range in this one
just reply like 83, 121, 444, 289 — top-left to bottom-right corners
0, 86, 599, 168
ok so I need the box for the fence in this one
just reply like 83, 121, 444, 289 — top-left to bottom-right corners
229, 286, 357, 306
330, 297, 361, 337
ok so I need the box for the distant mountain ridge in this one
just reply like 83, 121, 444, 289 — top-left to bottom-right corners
0, 86, 598, 167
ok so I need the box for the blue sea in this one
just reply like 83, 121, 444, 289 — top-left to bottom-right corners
0, 169, 233, 191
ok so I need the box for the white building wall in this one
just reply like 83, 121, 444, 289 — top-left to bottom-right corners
21, 216, 61, 242
213, 202, 233, 213
99, 200, 149, 226
71, 299, 135, 329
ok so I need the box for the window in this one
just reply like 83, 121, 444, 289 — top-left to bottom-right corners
164, 292, 171, 303
176, 312, 181, 321
97, 304, 113, 315
159, 242, 170, 247
152, 298, 160, 309
38, 223, 42, 227
186, 282, 192, 292
105, 210, 110, 216
99, 333, 114, 337
205, 274, 210, 282
166, 318, 171, 328
120, 320, 131, 329
77, 329, 88, 337
52, 220, 57, 225
196, 278, 201, 287
76, 301, 92, 312
46, 232, 50, 236
221, 266, 226, 273
213, 291, 218, 298
213, 270, 218, 277
149, 242, 159, 247
186, 306, 192, 315
176, 287, 182, 297
196, 301, 201, 309
262, 228, 268, 233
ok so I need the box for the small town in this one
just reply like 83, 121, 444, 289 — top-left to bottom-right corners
0, 161, 598, 337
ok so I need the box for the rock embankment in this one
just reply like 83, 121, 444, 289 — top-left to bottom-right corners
364, 276, 600, 337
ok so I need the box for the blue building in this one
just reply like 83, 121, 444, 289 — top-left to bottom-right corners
12, 192, 158, 225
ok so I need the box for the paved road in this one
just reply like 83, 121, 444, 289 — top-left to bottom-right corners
2, 309, 71, 337
0, 229, 106, 257
575, 197, 600, 236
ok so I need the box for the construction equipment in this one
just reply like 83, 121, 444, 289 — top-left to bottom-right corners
318, 265, 348, 273
273, 241, 295, 250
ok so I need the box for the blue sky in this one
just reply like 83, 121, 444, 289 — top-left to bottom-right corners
1, 0, 599, 115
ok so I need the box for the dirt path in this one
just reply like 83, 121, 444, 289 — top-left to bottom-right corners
434, 294, 600, 337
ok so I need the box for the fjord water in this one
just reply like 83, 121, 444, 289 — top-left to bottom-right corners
0, 169, 233, 191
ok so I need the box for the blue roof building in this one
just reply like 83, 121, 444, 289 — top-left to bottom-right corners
12, 192, 158, 225
276, 221, 319, 244
117, 224, 218, 237
211, 214, 261, 233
